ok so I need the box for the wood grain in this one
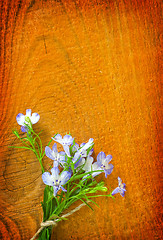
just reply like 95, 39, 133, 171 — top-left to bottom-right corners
0, 0, 162, 239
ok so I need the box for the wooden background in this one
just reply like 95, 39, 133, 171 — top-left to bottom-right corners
0, 0, 162, 239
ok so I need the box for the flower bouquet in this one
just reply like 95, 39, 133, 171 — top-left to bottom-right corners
12, 109, 126, 240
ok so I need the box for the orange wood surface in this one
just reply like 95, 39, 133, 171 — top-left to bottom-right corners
0, 0, 162, 239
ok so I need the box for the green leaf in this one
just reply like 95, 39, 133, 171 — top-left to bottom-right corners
79, 198, 94, 211
12, 129, 20, 138
39, 229, 46, 239
68, 170, 102, 182
68, 187, 81, 198
46, 228, 50, 239
42, 186, 53, 220
41, 201, 46, 216
8, 146, 32, 150
87, 198, 99, 208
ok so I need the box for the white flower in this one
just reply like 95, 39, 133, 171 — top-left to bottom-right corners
96, 152, 114, 178
111, 177, 126, 197
52, 134, 74, 157
16, 109, 40, 132
45, 143, 66, 167
42, 166, 71, 196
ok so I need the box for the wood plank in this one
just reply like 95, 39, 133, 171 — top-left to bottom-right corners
0, 0, 162, 239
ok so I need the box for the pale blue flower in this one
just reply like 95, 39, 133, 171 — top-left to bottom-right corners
82, 156, 93, 172
66, 150, 84, 171
82, 156, 103, 179
70, 138, 94, 173
16, 109, 40, 132
52, 134, 74, 157
74, 157, 85, 169
72, 143, 84, 155
92, 161, 103, 177
82, 156, 94, 179
80, 138, 94, 152
88, 147, 94, 156
82, 152, 113, 179
111, 177, 126, 197
96, 151, 114, 178
42, 165, 71, 196
45, 143, 66, 166
72, 138, 94, 163
70, 139, 93, 171
74, 137, 93, 148
53, 134, 74, 146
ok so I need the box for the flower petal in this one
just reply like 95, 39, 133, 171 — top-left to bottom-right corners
72, 151, 80, 163
83, 156, 93, 172
63, 145, 71, 157
42, 172, 54, 186
122, 183, 126, 189
111, 187, 120, 196
75, 158, 85, 169
30, 113, 40, 124
92, 162, 101, 171
26, 109, 31, 117
60, 171, 71, 185
52, 143, 58, 152
120, 190, 126, 197
52, 134, 62, 144
58, 152, 66, 165
45, 146, 56, 160
105, 154, 113, 163
112, 177, 126, 197
81, 138, 94, 150
72, 143, 79, 152
51, 167, 60, 177
63, 135, 74, 145
16, 113, 25, 126
118, 176, 122, 185
88, 148, 94, 156
53, 186, 59, 196
21, 126, 28, 132
60, 186, 67, 192
104, 164, 114, 178
53, 161, 59, 168
97, 151, 106, 164
79, 149, 87, 158
80, 143, 85, 147
92, 162, 103, 177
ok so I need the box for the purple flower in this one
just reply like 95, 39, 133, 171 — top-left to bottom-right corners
42, 165, 71, 196
52, 134, 74, 157
96, 151, 114, 178
16, 109, 40, 132
111, 177, 126, 197
45, 143, 66, 166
